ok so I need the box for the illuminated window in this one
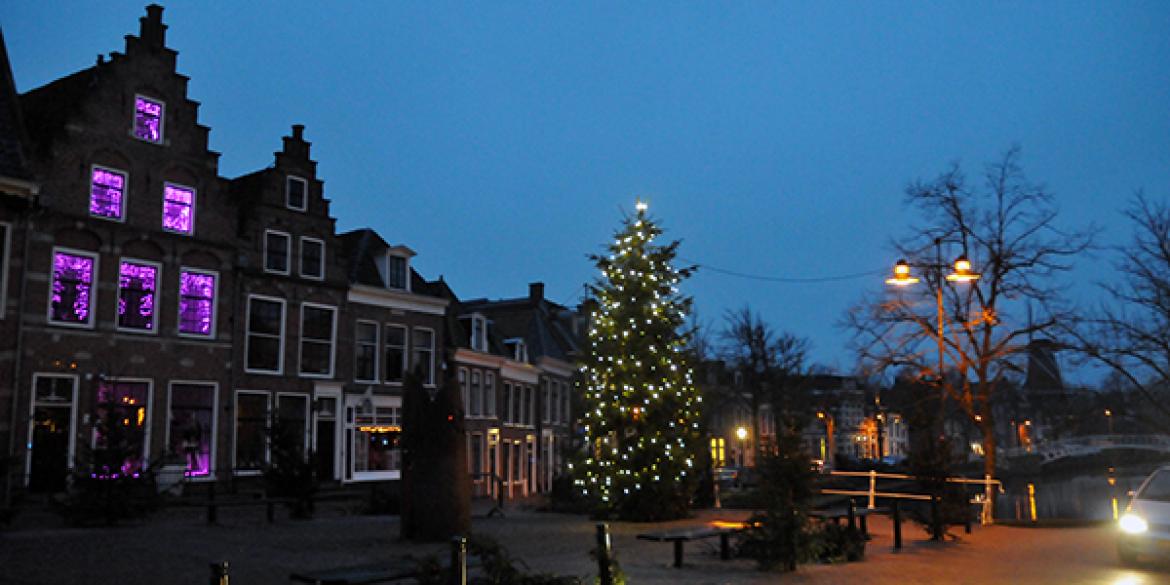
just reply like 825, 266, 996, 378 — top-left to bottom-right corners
299, 304, 336, 377
286, 176, 307, 211
383, 324, 407, 383
133, 95, 164, 143
49, 249, 97, 327
178, 269, 217, 337
162, 183, 194, 234
264, 230, 291, 274
168, 383, 215, 478
90, 166, 126, 220
93, 381, 151, 478
354, 406, 401, 473
116, 260, 158, 331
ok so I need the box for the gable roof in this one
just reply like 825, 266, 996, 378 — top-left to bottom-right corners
0, 28, 35, 182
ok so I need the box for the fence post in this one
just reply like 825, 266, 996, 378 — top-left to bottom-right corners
596, 523, 613, 585
982, 473, 993, 525
450, 536, 466, 585
892, 499, 902, 551
868, 469, 877, 510
931, 495, 942, 541
847, 498, 857, 532
208, 561, 229, 585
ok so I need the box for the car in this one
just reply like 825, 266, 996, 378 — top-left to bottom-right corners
1117, 465, 1170, 564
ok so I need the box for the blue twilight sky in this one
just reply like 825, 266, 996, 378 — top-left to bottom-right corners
3, 2, 1169, 382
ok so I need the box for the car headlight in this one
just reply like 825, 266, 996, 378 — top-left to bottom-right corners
1120, 513, 1148, 534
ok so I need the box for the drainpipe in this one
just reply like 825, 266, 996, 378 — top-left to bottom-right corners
7, 196, 40, 506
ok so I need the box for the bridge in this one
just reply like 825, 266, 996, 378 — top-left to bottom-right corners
1003, 434, 1170, 463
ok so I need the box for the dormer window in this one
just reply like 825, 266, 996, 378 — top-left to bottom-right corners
468, 315, 488, 352
133, 95, 164, 143
386, 255, 407, 290
506, 338, 528, 363
286, 176, 307, 211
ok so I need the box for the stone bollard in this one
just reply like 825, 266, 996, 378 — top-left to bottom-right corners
596, 523, 613, 585
450, 536, 467, 585
208, 561, 229, 585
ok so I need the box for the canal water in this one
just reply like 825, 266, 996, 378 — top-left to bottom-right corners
996, 461, 1167, 521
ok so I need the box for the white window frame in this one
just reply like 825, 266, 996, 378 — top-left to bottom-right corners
91, 377, 154, 469
383, 323, 408, 384
345, 393, 403, 482
459, 368, 469, 415
470, 370, 482, 418
161, 181, 196, 236
233, 390, 270, 475
176, 267, 219, 339
47, 246, 99, 329
286, 175, 308, 211
412, 326, 436, 387
385, 254, 410, 291
353, 319, 380, 384
165, 380, 218, 482
276, 392, 312, 459
469, 315, 487, 352
299, 237, 325, 280
244, 294, 286, 375
484, 373, 496, 418
507, 338, 528, 363
114, 257, 162, 335
25, 373, 80, 484
263, 230, 291, 275
131, 93, 166, 144
298, 302, 337, 378
542, 379, 551, 424
88, 164, 128, 222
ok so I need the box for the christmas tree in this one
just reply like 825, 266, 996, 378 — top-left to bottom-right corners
573, 200, 703, 521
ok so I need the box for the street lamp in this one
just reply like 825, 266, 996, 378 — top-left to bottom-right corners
735, 426, 748, 467
885, 239, 981, 432
1104, 408, 1114, 435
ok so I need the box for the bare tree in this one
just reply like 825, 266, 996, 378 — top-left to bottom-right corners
846, 147, 1093, 517
1070, 194, 1170, 421
720, 306, 811, 462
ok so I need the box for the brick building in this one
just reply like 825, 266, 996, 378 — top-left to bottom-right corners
0, 5, 573, 504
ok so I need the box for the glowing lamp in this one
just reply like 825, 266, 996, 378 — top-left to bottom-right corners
946, 256, 981, 282
635, 200, 649, 212
886, 260, 920, 286
735, 426, 748, 441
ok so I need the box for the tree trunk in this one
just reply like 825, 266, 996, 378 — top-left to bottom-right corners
981, 420, 997, 523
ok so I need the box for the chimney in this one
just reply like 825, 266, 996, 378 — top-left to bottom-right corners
291, 124, 304, 140
139, 5, 167, 50
281, 124, 310, 160
529, 282, 544, 304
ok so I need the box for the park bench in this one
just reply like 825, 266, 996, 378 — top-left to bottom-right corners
635, 525, 742, 568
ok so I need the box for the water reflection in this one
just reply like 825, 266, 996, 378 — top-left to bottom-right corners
998, 464, 1161, 521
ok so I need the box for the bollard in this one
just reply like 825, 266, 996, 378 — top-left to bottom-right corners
931, 495, 943, 541
596, 523, 613, 585
892, 499, 902, 551
868, 469, 877, 510
450, 536, 467, 585
209, 561, 229, 585
847, 498, 857, 532
207, 483, 217, 525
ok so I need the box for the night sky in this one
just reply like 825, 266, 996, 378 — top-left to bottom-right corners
4, 2, 1168, 380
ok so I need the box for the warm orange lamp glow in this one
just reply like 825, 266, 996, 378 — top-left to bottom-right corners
946, 256, 981, 282
886, 259, 920, 286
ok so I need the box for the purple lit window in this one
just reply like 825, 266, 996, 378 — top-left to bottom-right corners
50, 251, 95, 325
133, 96, 164, 143
117, 261, 157, 331
179, 270, 216, 336
90, 167, 126, 220
169, 384, 214, 478
94, 381, 150, 478
162, 183, 194, 234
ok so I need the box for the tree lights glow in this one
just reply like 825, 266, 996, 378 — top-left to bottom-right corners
573, 200, 702, 520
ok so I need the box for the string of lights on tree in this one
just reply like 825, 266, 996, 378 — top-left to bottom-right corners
571, 200, 703, 520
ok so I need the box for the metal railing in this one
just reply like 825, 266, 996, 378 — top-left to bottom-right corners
819, 469, 1003, 525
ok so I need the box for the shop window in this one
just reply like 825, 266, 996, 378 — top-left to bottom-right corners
93, 381, 150, 478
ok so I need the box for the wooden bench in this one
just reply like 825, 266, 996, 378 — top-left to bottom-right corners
636, 526, 741, 568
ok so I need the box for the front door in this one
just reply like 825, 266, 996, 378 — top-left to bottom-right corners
313, 393, 339, 482
28, 375, 78, 493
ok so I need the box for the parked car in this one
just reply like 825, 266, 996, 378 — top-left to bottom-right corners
1118, 465, 1170, 564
